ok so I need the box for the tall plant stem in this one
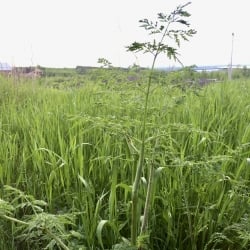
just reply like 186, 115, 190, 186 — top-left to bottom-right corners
131, 54, 157, 245
140, 162, 154, 235
129, 4, 195, 245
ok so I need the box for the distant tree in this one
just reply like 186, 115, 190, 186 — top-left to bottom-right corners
129, 63, 140, 70
242, 66, 250, 78
97, 58, 113, 68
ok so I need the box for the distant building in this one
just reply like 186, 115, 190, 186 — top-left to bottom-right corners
12, 66, 44, 79
25, 67, 43, 78
0, 62, 12, 76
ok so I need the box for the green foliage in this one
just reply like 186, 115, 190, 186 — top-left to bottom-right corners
231, 66, 250, 79
43, 67, 76, 77
127, 2, 196, 63
1, 67, 250, 249
1, 186, 72, 250
127, 2, 196, 246
113, 242, 137, 250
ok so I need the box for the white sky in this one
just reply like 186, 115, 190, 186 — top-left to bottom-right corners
0, 0, 249, 68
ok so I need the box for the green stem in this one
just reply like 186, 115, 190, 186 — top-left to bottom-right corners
109, 164, 117, 221
140, 163, 154, 235
3, 215, 29, 225
130, 7, 189, 243
131, 54, 157, 245
140, 137, 158, 235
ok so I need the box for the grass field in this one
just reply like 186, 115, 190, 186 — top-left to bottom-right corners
0, 75, 250, 249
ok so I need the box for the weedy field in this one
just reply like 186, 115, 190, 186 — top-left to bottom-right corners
0, 75, 250, 250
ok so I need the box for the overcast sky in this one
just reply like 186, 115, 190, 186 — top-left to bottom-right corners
0, 0, 249, 68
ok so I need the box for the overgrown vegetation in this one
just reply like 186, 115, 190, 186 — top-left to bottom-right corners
1, 2, 250, 250
21, 65, 250, 91
0, 70, 250, 249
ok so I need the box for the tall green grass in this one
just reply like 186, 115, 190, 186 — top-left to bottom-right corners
0, 76, 250, 249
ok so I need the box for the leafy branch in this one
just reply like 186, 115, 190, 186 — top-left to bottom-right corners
127, 2, 196, 64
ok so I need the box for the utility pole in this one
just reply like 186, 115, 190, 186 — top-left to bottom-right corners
228, 32, 234, 81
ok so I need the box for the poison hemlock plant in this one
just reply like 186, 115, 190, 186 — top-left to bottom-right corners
126, 2, 196, 247
0, 185, 72, 250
